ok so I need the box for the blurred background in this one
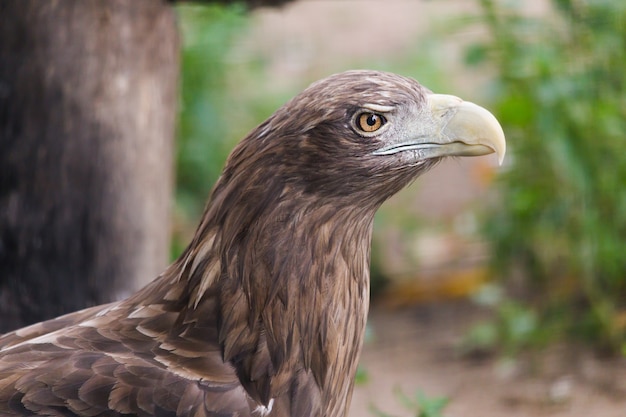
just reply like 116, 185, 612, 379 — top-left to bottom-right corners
174, 1, 626, 416
1, 0, 625, 416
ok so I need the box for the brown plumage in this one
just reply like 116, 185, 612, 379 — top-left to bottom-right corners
0, 70, 505, 417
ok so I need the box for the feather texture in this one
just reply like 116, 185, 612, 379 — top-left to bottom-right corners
0, 70, 502, 417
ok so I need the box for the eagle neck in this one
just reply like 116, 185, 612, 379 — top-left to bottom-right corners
179, 192, 376, 416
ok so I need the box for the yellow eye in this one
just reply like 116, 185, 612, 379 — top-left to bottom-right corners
356, 112, 386, 133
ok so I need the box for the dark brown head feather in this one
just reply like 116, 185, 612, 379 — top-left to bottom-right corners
0, 70, 503, 417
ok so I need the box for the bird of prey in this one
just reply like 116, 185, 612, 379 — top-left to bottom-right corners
0, 70, 505, 417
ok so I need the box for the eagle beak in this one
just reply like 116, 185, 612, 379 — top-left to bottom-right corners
426, 94, 506, 165
373, 94, 506, 165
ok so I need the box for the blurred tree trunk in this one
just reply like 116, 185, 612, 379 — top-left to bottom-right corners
0, 0, 178, 332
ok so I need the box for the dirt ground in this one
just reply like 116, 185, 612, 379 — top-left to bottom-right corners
349, 301, 626, 417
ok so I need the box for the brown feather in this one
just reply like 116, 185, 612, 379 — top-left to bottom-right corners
0, 70, 481, 416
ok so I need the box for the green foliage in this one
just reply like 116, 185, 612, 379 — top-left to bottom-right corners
174, 4, 302, 258
173, 4, 248, 256
371, 388, 450, 417
354, 366, 369, 386
463, 285, 543, 356
469, 0, 626, 351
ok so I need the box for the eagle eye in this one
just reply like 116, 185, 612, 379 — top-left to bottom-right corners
355, 112, 386, 134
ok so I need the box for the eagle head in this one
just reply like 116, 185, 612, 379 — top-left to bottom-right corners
218, 70, 505, 210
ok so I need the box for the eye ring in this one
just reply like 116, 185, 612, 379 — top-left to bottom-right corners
355, 112, 386, 134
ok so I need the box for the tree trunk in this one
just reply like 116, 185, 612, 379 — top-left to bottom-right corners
0, 0, 178, 332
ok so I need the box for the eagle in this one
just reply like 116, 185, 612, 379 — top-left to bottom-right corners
0, 70, 505, 417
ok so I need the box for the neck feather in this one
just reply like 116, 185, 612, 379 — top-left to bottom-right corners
167, 187, 375, 415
